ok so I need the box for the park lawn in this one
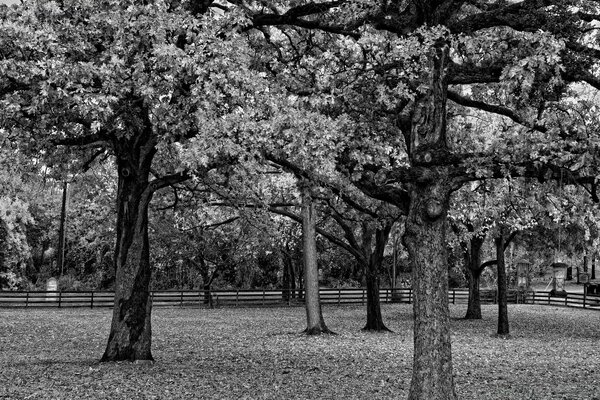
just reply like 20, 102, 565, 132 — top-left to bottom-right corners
0, 304, 599, 400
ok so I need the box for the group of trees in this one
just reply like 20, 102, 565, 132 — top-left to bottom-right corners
1, 0, 599, 399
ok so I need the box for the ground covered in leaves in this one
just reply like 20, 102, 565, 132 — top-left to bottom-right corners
0, 304, 599, 399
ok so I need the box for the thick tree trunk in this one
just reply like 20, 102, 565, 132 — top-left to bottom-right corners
495, 233, 509, 337
403, 40, 457, 400
404, 178, 456, 400
300, 184, 332, 335
465, 236, 484, 319
101, 130, 157, 362
363, 226, 392, 332
465, 268, 482, 319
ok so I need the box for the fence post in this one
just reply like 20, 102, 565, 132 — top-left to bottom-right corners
26, 292, 29, 308
452, 290, 456, 304
236, 290, 239, 307
58, 291, 62, 308
548, 292, 551, 305
180, 291, 184, 308
565, 293, 568, 307
338, 289, 341, 305
91, 291, 94, 309
362, 289, 365, 305
583, 290, 587, 309
262, 290, 265, 306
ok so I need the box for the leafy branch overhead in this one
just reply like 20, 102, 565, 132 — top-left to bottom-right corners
243, 0, 600, 198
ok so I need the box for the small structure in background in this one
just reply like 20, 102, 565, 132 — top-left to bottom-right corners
549, 262, 568, 297
46, 277, 58, 301
579, 272, 590, 285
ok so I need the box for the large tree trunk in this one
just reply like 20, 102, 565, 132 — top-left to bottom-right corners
465, 235, 484, 319
101, 129, 157, 362
404, 178, 456, 400
300, 183, 332, 335
403, 40, 457, 400
363, 224, 392, 332
495, 232, 509, 337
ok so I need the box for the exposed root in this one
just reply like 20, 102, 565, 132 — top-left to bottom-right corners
303, 326, 337, 335
361, 324, 393, 333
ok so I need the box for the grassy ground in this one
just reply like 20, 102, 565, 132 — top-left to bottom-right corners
0, 304, 599, 400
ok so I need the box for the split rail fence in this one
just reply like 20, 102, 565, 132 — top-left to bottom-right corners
0, 288, 599, 310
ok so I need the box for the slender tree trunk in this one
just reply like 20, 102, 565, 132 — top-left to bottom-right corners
56, 181, 68, 277
101, 128, 157, 362
495, 232, 509, 337
203, 283, 211, 305
300, 183, 332, 335
281, 250, 290, 302
0, 220, 7, 281
363, 225, 392, 332
465, 236, 484, 319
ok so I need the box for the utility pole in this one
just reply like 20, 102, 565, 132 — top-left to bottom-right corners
57, 181, 68, 277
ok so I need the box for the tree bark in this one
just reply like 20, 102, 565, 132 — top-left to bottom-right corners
402, 39, 458, 400
101, 127, 157, 362
495, 232, 509, 337
464, 235, 484, 320
300, 183, 332, 335
363, 224, 392, 332
404, 177, 456, 400
282, 249, 290, 302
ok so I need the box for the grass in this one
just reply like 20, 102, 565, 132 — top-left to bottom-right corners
0, 304, 599, 399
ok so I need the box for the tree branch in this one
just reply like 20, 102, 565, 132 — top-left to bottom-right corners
51, 134, 108, 147
149, 170, 191, 192
268, 206, 364, 260
447, 90, 547, 132
478, 259, 497, 273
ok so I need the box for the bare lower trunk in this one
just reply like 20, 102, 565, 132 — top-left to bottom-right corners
404, 178, 456, 400
465, 269, 482, 319
403, 40, 457, 400
101, 123, 157, 362
102, 155, 154, 361
464, 235, 484, 319
301, 184, 332, 335
495, 233, 509, 337
363, 226, 392, 332
363, 267, 389, 331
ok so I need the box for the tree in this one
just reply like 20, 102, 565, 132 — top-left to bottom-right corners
300, 182, 334, 334
0, 0, 265, 361
245, 2, 600, 398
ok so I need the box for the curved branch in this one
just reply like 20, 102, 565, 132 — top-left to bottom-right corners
478, 259, 497, 273
269, 206, 364, 260
149, 170, 191, 193
51, 133, 108, 147
447, 90, 547, 132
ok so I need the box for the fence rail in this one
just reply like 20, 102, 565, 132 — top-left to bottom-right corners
1, 288, 599, 310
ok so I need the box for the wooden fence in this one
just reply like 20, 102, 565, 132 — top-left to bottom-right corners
0, 288, 598, 310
